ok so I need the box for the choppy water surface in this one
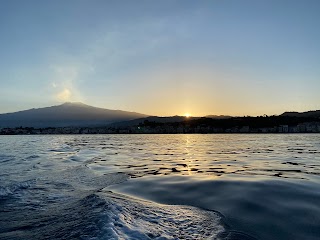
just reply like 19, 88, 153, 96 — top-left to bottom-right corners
0, 134, 319, 240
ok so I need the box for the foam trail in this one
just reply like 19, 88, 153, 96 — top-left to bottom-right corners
97, 192, 226, 239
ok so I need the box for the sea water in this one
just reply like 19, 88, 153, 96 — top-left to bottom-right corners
0, 134, 319, 239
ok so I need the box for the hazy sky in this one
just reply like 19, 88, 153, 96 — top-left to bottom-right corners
1, 0, 320, 116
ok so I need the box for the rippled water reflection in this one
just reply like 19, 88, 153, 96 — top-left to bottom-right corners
64, 134, 320, 180
0, 134, 319, 240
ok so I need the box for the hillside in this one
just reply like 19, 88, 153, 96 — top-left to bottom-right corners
0, 102, 148, 128
280, 110, 320, 118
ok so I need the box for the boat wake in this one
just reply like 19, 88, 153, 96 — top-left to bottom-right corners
0, 172, 254, 240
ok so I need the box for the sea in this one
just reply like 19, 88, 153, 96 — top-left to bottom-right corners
0, 134, 319, 240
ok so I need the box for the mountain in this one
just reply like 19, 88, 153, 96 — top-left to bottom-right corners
280, 110, 320, 118
0, 102, 148, 128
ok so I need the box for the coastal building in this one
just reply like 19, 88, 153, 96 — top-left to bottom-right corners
289, 126, 299, 133
240, 126, 250, 133
278, 125, 289, 133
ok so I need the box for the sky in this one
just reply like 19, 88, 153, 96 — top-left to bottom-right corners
0, 0, 320, 116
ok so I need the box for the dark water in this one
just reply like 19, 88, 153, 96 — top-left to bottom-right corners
0, 134, 319, 239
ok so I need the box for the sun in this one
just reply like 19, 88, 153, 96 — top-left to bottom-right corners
184, 113, 191, 118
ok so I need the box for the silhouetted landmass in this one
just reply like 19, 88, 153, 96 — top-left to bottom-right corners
0, 102, 148, 128
1, 115, 320, 134
109, 116, 200, 127
280, 110, 320, 118
0, 104, 320, 134
205, 115, 232, 119
110, 115, 233, 128
126, 115, 320, 133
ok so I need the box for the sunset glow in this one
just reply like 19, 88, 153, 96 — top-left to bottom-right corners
0, 1, 319, 116
1, 2, 320, 240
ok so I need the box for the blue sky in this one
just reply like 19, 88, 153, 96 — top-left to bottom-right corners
1, 0, 319, 116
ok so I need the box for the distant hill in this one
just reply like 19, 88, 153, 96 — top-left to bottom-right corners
0, 102, 148, 128
280, 110, 320, 118
205, 115, 232, 119
109, 116, 200, 127
111, 115, 234, 128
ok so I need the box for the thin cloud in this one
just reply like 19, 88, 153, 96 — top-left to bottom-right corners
50, 65, 83, 103
56, 88, 71, 102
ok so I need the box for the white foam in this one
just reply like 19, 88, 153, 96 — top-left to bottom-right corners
96, 192, 225, 240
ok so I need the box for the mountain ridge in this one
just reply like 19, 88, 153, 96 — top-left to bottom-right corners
0, 103, 319, 128
280, 110, 320, 118
0, 102, 148, 128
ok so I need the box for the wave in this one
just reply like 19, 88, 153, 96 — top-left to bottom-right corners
0, 180, 35, 198
96, 192, 226, 239
0, 187, 255, 240
0, 154, 15, 163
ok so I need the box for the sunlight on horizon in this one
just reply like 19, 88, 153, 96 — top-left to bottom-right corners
0, 1, 319, 116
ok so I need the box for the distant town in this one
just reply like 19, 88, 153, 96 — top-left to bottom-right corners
1, 116, 320, 134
